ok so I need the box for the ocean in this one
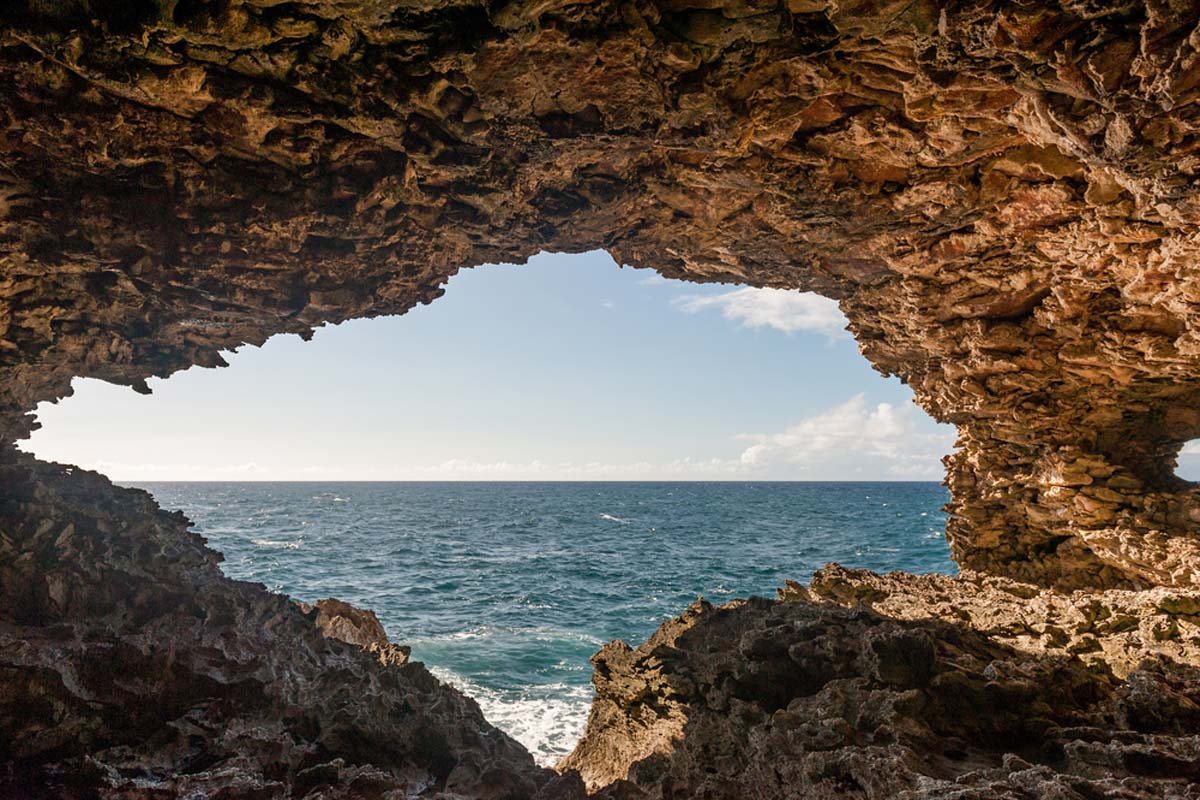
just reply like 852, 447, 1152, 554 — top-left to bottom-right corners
133, 481, 955, 765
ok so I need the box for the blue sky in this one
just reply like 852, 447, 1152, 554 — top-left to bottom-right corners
24, 250, 966, 481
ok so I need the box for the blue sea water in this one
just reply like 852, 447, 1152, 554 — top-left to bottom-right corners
133, 481, 955, 764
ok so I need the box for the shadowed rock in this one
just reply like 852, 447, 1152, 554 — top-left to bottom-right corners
0, 452, 554, 798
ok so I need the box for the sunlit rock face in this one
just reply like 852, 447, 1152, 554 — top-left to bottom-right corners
3, 1, 1200, 587
563, 591, 1200, 799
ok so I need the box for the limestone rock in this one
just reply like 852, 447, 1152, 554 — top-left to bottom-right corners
804, 563, 1200, 677
565, 588, 1200, 799
299, 596, 412, 663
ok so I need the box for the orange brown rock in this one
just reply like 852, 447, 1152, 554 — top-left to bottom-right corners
4, 1, 1200, 586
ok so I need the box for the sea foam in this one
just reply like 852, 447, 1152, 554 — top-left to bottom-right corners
431, 668, 592, 766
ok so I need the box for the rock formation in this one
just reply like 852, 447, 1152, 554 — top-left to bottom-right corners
565, 589, 1200, 798
0, 453, 558, 798
4, 0, 1200, 796
298, 597, 407, 654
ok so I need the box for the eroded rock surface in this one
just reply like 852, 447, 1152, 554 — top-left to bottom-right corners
3, 0, 1200, 585
0, 451, 554, 799
801, 563, 1200, 677
565, 587, 1200, 799
298, 596, 408, 656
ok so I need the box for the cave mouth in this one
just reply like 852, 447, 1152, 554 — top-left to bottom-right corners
19, 250, 956, 764
130, 480, 955, 763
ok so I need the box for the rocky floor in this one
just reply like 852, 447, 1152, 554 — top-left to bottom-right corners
566, 580, 1200, 799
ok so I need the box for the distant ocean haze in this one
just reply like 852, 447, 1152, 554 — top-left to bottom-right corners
133, 481, 955, 765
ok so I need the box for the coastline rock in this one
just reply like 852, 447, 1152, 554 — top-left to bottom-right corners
0, 451, 554, 799
298, 597, 412, 663
565, 590, 1200, 798
801, 564, 1200, 678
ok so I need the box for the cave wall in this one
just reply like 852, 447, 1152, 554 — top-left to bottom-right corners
3, 0, 1200, 587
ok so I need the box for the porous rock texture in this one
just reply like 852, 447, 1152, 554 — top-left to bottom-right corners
298, 597, 405, 653
3, 0, 1200, 587
5, 0, 1200, 797
801, 563, 1200, 678
564, 589, 1200, 799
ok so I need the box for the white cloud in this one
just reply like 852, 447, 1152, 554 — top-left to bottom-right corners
410, 396, 952, 481
736, 394, 954, 479
674, 287, 848, 338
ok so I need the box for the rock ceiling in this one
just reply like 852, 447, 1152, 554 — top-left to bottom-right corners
5, 0, 1200, 588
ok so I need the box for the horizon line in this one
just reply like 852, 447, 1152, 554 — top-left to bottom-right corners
118, 478, 947, 484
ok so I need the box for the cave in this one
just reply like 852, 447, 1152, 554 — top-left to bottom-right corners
4, 1, 1200, 798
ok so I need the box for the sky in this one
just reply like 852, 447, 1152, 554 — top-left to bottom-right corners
22, 250, 967, 481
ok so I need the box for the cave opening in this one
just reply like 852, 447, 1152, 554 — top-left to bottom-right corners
20, 250, 956, 764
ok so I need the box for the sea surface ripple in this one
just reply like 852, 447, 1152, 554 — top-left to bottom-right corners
134, 481, 955, 765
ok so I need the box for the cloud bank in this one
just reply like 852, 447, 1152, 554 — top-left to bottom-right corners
736, 394, 955, 479
81, 395, 953, 482
422, 396, 951, 480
